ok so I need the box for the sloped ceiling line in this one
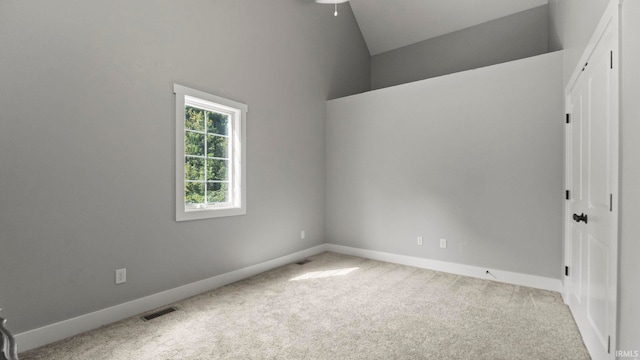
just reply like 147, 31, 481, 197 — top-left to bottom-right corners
347, 0, 548, 55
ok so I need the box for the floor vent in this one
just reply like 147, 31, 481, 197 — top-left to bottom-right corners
296, 259, 312, 265
141, 307, 177, 321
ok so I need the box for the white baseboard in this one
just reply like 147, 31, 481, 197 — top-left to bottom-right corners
15, 244, 329, 352
16, 243, 562, 352
326, 244, 562, 293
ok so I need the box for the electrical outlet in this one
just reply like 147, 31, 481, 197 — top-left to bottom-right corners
301, 230, 306, 239
115, 268, 127, 285
440, 239, 447, 249
417, 236, 423, 246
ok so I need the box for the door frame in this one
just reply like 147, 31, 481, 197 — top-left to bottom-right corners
563, 0, 620, 358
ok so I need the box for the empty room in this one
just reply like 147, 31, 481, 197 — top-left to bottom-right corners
1, 0, 639, 359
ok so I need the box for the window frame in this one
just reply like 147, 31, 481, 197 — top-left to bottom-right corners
174, 84, 247, 221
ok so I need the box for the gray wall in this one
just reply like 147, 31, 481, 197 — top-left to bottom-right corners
547, 0, 564, 52
371, 5, 549, 90
549, 0, 640, 352
327, 52, 563, 279
0, 0, 370, 334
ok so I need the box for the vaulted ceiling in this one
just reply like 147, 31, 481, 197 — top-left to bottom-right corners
344, 0, 548, 55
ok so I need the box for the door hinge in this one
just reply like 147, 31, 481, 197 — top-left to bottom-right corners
610, 51, 613, 69
610, 194, 613, 212
566, 190, 570, 200
608, 335, 611, 354
565, 266, 569, 277
582, 62, 588, 71
566, 113, 571, 124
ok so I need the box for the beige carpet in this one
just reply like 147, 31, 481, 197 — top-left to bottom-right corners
20, 252, 590, 360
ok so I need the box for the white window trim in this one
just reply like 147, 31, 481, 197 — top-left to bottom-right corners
174, 84, 247, 221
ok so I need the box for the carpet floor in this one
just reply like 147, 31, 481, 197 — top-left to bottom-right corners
20, 252, 590, 359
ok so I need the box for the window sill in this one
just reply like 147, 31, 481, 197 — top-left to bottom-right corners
177, 206, 246, 221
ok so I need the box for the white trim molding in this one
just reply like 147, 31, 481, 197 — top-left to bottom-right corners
326, 244, 563, 292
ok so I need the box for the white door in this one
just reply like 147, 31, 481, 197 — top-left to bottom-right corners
564, 13, 618, 360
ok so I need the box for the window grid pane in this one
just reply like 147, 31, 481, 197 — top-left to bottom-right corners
206, 111, 229, 136
185, 107, 205, 131
185, 131, 205, 156
184, 105, 231, 207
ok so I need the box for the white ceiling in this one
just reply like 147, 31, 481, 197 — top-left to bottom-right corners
346, 0, 548, 55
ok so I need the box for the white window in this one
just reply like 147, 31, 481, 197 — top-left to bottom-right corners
174, 84, 247, 221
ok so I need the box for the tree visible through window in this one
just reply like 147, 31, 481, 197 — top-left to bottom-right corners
184, 106, 230, 206
174, 84, 247, 221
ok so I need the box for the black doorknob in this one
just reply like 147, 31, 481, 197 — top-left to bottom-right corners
573, 213, 588, 224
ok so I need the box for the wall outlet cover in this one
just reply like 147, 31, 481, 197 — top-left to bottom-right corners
115, 268, 127, 285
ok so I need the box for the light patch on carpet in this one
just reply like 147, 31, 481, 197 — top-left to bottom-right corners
289, 267, 359, 281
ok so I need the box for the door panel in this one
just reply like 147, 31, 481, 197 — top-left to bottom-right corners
587, 42, 612, 211
568, 71, 586, 308
570, 227, 583, 301
587, 234, 608, 344
565, 16, 618, 360
571, 93, 584, 203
